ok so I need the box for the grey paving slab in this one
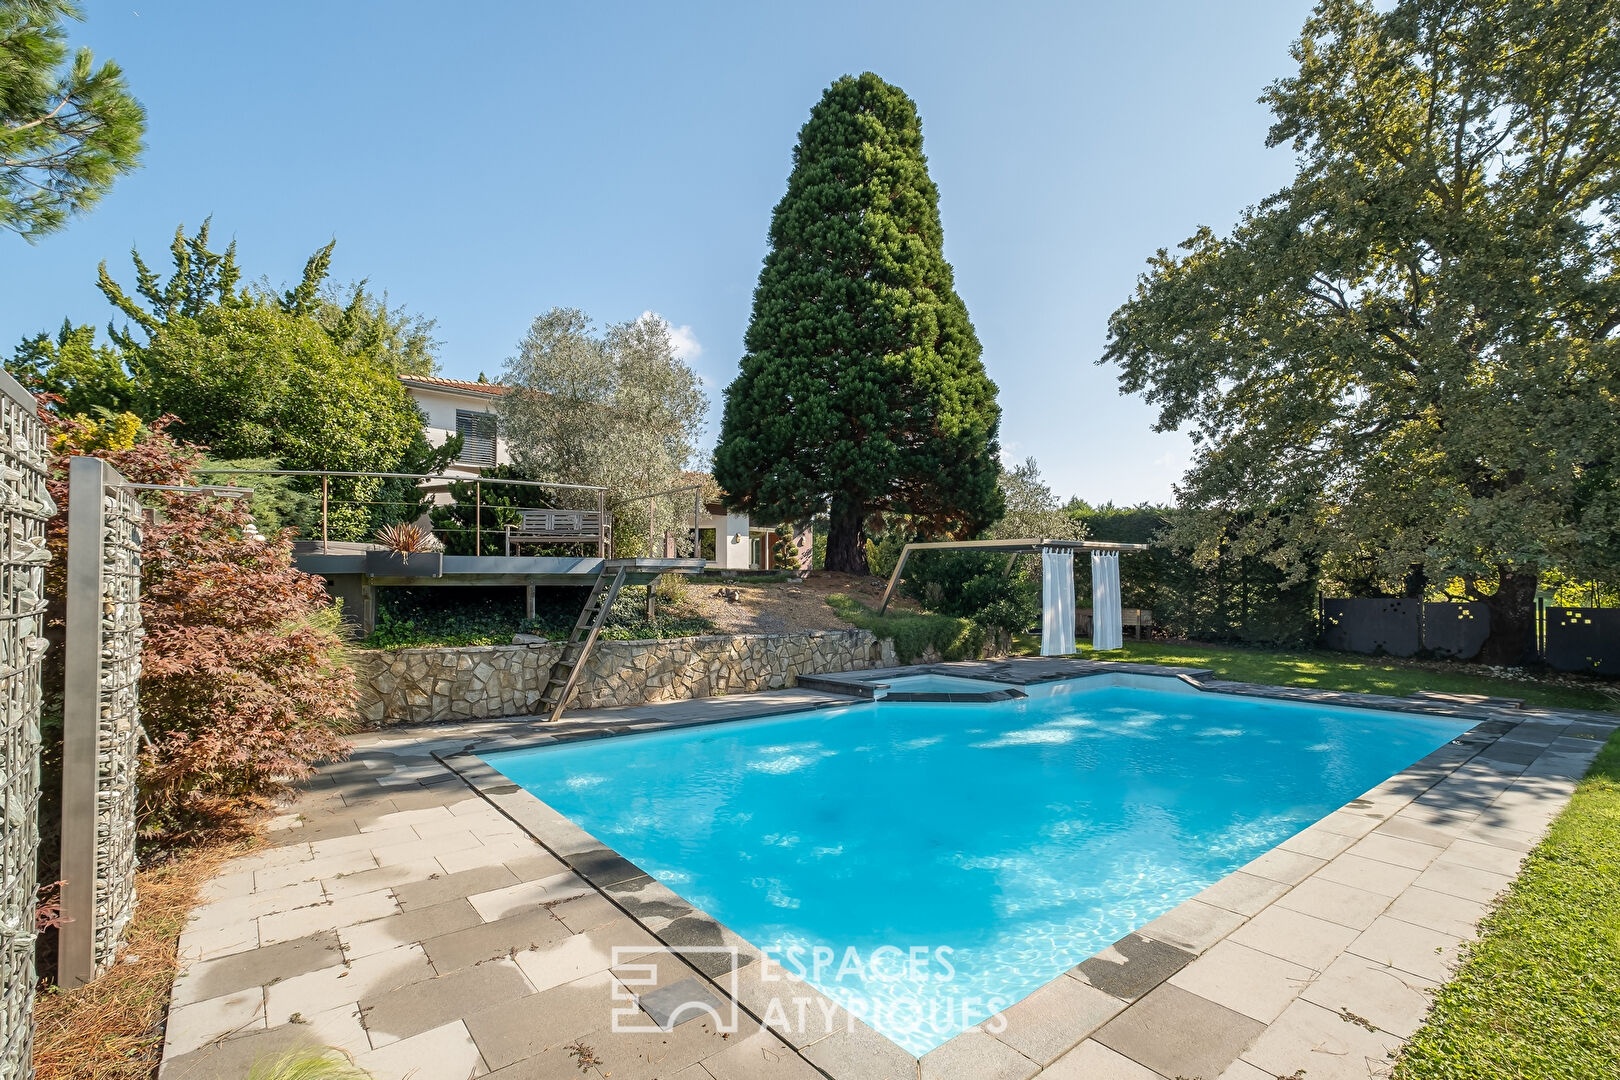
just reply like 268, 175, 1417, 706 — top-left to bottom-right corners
990, 971, 1125, 1065
392, 863, 521, 910
1346, 915, 1465, 984
1136, 897, 1248, 954
1314, 852, 1426, 898
1168, 939, 1315, 1024
1042, 1039, 1165, 1079
353, 1018, 488, 1080
1093, 983, 1265, 1080
919, 1028, 1040, 1080
1273, 876, 1393, 931
1240, 998, 1404, 1080
798, 1020, 917, 1080
1410, 859, 1514, 904
337, 896, 483, 958
1382, 886, 1491, 939
1299, 952, 1438, 1040
159, 1023, 326, 1080
549, 891, 623, 933
568, 1015, 756, 1080
1071, 933, 1195, 1001
361, 956, 535, 1045
462, 970, 620, 1070
698, 1029, 826, 1080
1227, 905, 1360, 971
171, 930, 343, 1006
1194, 870, 1293, 916
420, 906, 573, 972
637, 976, 727, 1030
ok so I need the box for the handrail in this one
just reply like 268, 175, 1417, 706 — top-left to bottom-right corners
198, 467, 611, 553
200, 467, 605, 491
627, 482, 704, 561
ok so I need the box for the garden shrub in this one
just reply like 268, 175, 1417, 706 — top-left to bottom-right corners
825, 594, 984, 662
45, 412, 354, 839
899, 548, 1038, 651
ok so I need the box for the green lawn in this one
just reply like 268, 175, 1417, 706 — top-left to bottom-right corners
1394, 729, 1620, 1078
1003, 637, 1617, 713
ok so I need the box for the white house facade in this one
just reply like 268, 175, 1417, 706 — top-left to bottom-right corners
400, 374, 511, 478
400, 374, 784, 569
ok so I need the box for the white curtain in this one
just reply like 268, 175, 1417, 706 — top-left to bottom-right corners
1041, 548, 1076, 656
1091, 551, 1123, 651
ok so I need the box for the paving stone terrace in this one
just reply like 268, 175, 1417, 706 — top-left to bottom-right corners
157, 659, 1618, 1080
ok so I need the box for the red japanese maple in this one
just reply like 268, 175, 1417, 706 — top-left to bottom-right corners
45, 412, 353, 834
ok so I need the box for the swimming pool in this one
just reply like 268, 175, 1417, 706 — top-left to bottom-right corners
486, 674, 1470, 1054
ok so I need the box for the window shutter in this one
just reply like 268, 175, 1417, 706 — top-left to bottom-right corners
455, 410, 497, 467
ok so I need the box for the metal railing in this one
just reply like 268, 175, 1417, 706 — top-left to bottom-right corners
198, 469, 707, 561
637, 483, 704, 560
200, 469, 609, 554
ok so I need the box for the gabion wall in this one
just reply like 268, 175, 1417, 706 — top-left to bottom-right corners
0, 374, 52, 1080
91, 482, 142, 972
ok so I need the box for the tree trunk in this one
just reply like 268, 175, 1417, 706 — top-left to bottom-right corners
1478, 568, 1538, 666
824, 497, 869, 575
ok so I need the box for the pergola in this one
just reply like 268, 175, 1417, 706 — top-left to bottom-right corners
876, 537, 1151, 654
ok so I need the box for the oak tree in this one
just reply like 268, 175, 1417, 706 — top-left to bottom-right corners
1104, 0, 1620, 663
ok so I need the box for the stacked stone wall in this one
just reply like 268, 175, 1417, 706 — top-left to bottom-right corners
354, 629, 896, 726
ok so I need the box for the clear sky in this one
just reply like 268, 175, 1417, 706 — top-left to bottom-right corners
2, 0, 1311, 507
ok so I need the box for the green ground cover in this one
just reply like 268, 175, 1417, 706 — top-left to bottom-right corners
1394, 729, 1620, 1079
360, 586, 716, 650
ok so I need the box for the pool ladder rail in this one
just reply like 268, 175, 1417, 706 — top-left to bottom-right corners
540, 564, 628, 722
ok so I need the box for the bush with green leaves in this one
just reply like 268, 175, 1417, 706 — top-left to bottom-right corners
900, 549, 1038, 648
428, 466, 555, 555
826, 594, 983, 663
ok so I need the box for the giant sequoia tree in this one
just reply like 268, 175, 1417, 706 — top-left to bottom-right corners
1104, 0, 1620, 664
714, 73, 1003, 573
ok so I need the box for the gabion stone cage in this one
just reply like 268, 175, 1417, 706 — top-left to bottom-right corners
0, 371, 52, 1080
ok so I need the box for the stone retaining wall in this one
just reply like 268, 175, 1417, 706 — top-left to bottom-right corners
354, 629, 896, 726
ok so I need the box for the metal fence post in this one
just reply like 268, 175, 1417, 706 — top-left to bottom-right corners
320, 474, 329, 554
474, 479, 482, 554
59, 456, 141, 988
59, 457, 105, 987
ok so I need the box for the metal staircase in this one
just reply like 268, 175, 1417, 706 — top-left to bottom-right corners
540, 565, 628, 722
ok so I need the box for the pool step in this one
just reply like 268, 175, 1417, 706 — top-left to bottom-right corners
538, 565, 628, 721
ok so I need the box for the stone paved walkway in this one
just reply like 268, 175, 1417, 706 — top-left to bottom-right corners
154, 666, 1617, 1080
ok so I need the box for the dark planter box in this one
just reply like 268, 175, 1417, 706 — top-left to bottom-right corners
366, 550, 444, 578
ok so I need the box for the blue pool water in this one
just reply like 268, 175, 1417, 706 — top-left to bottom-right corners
487, 675, 1468, 1053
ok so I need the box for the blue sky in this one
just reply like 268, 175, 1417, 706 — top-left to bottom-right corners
3, 0, 1310, 506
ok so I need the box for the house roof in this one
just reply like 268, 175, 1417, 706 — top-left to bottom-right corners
400, 374, 509, 397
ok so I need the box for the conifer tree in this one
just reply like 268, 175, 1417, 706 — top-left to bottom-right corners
714, 73, 1002, 573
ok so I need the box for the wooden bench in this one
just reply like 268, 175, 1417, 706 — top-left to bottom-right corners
1077, 608, 1155, 639
504, 510, 612, 555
